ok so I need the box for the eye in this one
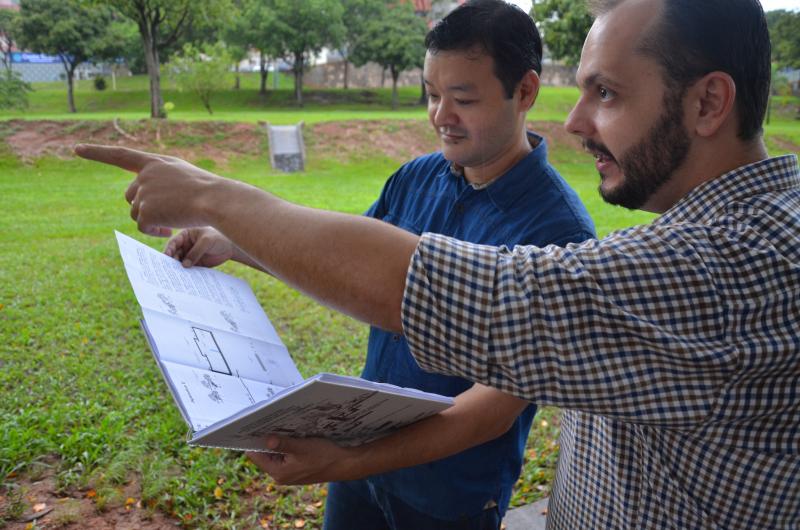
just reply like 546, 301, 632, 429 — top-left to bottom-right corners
455, 99, 476, 106
598, 86, 615, 101
428, 93, 441, 102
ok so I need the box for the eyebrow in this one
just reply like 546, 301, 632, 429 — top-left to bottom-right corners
423, 79, 478, 92
577, 72, 624, 91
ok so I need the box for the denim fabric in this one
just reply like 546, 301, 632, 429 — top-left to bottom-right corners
324, 480, 502, 530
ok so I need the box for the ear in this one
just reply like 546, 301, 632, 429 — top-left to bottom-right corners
517, 70, 540, 112
687, 71, 736, 138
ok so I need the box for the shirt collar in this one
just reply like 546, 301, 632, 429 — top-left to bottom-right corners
656, 154, 799, 226
446, 131, 549, 213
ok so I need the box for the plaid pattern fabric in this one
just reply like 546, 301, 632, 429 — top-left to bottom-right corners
401, 155, 800, 529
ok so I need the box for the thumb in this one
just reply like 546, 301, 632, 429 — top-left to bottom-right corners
182, 234, 215, 267
266, 435, 299, 454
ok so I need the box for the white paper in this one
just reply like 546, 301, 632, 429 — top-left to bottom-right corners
116, 231, 280, 342
115, 232, 454, 451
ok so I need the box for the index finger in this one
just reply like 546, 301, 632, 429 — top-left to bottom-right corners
74, 144, 158, 173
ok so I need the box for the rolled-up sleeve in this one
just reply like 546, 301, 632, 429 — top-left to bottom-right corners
401, 227, 738, 427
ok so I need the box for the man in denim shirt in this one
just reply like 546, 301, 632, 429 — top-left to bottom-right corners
253, 3, 593, 528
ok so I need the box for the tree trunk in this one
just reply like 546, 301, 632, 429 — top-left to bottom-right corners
59, 55, 77, 113
141, 25, 165, 119
259, 51, 268, 95
293, 52, 304, 106
234, 63, 240, 90
391, 66, 399, 110
343, 60, 349, 89
418, 71, 427, 105
66, 66, 76, 113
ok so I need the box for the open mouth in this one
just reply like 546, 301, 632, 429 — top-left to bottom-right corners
583, 140, 616, 166
593, 151, 614, 163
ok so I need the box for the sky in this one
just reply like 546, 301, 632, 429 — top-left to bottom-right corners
509, 0, 800, 12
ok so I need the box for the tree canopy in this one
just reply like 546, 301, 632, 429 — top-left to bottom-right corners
351, 3, 427, 110
532, 0, 593, 66
18, 0, 115, 112
767, 9, 800, 70
270, 0, 345, 105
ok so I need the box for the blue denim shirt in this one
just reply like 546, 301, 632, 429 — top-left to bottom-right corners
362, 133, 596, 520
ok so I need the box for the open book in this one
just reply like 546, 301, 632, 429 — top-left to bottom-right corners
115, 231, 453, 451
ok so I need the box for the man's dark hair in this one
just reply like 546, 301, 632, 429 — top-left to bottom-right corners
590, 0, 771, 141
425, 0, 543, 99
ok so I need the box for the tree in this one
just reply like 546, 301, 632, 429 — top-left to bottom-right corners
271, 0, 345, 105
339, 0, 386, 89
94, 0, 229, 118
351, 4, 427, 110
532, 0, 593, 66
0, 8, 19, 72
167, 41, 232, 114
168, 41, 229, 114
236, 0, 282, 95
767, 10, 800, 70
0, 9, 32, 110
18, 0, 114, 113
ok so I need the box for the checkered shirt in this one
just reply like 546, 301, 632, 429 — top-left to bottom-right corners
401, 155, 800, 529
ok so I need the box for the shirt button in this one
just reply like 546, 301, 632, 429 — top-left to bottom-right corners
392, 334, 401, 342
456, 205, 465, 214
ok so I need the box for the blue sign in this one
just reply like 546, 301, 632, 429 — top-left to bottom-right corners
11, 52, 62, 64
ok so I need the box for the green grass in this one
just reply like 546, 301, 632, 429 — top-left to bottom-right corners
0, 80, 798, 528
1, 73, 584, 123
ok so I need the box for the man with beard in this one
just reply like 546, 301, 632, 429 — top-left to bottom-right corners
77, 0, 799, 527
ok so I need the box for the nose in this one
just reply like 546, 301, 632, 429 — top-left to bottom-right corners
564, 96, 593, 138
430, 98, 457, 128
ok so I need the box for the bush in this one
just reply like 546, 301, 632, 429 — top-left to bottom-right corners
93, 76, 107, 91
0, 70, 32, 110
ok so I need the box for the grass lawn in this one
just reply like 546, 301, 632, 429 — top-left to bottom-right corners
0, 80, 797, 528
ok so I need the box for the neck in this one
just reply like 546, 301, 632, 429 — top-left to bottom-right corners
463, 131, 534, 186
643, 136, 769, 213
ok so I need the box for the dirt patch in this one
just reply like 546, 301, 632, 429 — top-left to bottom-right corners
307, 119, 438, 162
2, 119, 264, 166
1, 469, 176, 530
1, 119, 582, 168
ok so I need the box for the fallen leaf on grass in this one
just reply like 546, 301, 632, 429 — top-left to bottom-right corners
294, 519, 306, 528
260, 518, 271, 529
33, 503, 47, 512
214, 486, 224, 499
86, 489, 97, 499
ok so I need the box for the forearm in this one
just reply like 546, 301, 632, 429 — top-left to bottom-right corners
205, 179, 417, 332
332, 384, 528, 480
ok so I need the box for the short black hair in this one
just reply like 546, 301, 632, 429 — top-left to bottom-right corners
425, 0, 543, 99
590, 0, 771, 141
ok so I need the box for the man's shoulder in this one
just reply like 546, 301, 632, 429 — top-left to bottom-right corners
397, 151, 450, 180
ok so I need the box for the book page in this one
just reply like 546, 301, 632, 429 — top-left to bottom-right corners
116, 231, 279, 343
159, 360, 285, 431
142, 308, 303, 388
